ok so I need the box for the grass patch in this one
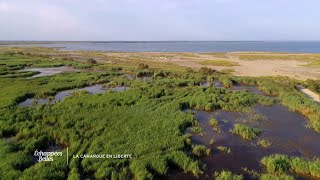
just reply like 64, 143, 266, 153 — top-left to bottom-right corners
199, 52, 229, 58
180, 53, 199, 58
190, 126, 205, 136
199, 60, 239, 66
261, 154, 320, 179
216, 146, 231, 154
209, 118, 221, 132
235, 53, 320, 62
209, 118, 218, 127
0, 50, 320, 179
214, 171, 243, 180
260, 173, 294, 180
209, 139, 215, 145
230, 124, 262, 140
302, 61, 320, 67
220, 68, 235, 74
304, 79, 320, 95
258, 139, 272, 148
192, 145, 211, 157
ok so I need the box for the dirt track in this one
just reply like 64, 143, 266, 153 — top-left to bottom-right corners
296, 85, 320, 103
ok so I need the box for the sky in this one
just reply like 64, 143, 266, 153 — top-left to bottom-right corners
0, 0, 320, 41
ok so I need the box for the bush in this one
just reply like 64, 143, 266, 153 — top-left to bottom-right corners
138, 63, 149, 69
198, 67, 216, 75
87, 58, 97, 65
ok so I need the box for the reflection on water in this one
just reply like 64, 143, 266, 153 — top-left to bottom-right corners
200, 80, 223, 88
165, 105, 320, 179
19, 66, 79, 78
19, 84, 128, 106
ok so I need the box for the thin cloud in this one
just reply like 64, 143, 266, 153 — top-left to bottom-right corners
0, 0, 320, 41
0, 1, 10, 12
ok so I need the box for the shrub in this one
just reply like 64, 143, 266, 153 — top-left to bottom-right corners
87, 58, 97, 65
138, 63, 149, 69
198, 67, 216, 75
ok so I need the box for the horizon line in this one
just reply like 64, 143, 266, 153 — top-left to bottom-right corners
1, 40, 320, 43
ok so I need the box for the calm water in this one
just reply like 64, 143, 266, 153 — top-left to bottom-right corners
165, 104, 320, 180
19, 66, 79, 78
19, 84, 128, 106
2, 41, 320, 53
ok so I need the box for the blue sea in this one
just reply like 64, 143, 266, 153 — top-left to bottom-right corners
2, 41, 320, 53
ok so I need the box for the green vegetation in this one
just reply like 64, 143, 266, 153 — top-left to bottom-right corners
138, 63, 149, 69
250, 113, 266, 121
260, 173, 295, 180
261, 154, 320, 178
303, 61, 320, 67
0, 50, 320, 179
198, 67, 216, 75
209, 139, 215, 145
256, 77, 320, 132
304, 79, 320, 95
214, 171, 243, 180
192, 145, 211, 157
258, 139, 272, 148
220, 68, 235, 74
209, 118, 220, 132
241, 167, 260, 178
230, 124, 262, 140
199, 60, 239, 66
235, 53, 320, 62
219, 76, 234, 88
216, 146, 231, 154
180, 53, 199, 58
190, 127, 205, 136
86, 58, 97, 65
199, 52, 229, 58
209, 118, 218, 127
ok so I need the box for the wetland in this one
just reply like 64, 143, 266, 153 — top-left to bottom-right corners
0, 48, 319, 180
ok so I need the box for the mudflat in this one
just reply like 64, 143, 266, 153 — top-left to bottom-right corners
1, 47, 318, 80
